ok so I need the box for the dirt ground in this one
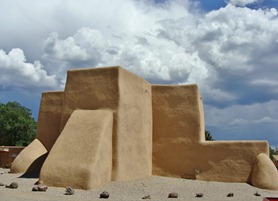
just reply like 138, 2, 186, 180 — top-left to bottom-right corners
1, 168, 278, 201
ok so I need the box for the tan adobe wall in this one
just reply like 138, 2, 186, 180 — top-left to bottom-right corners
59, 67, 120, 131
10, 92, 63, 174
251, 153, 278, 190
27, 66, 153, 189
152, 84, 204, 144
10, 66, 278, 190
152, 84, 269, 184
115, 68, 152, 180
40, 110, 113, 189
58, 67, 152, 182
196, 141, 268, 183
10, 139, 47, 173
0, 146, 24, 168
37, 91, 64, 151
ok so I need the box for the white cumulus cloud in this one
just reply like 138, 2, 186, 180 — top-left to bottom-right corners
205, 100, 278, 127
42, 27, 209, 85
0, 48, 58, 90
1, 0, 278, 144
41, 3, 278, 106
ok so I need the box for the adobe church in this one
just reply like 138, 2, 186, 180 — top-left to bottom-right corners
11, 66, 278, 190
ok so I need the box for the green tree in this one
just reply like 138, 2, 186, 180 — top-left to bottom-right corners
205, 130, 214, 141
269, 146, 276, 160
0, 101, 36, 146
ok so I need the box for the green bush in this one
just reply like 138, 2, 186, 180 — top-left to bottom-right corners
0, 101, 36, 146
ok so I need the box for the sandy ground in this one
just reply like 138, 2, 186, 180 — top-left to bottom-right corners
1, 168, 278, 201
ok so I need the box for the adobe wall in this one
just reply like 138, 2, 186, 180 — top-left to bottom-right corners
58, 66, 152, 181
60, 67, 120, 131
153, 140, 268, 182
10, 92, 63, 174
251, 153, 278, 190
40, 110, 113, 189
11, 66, 276, 190
0, 146, 24, 168
189, 141, 267, 182
152, 84, 269, 183
10, 139, 48, 173
152, 85, 204, 144
115, 68, 152, 180
37, 91, 64, 151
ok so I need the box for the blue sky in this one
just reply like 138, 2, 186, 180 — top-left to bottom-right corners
0, 0, 278, 146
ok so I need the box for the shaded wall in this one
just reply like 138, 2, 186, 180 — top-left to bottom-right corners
10, 139, 48, 173
40, 110, 113, 189
11, 66, 275, 190
10, 92, 63, 174
0, 146, 24, 168
56, 67, 152, 182
152, 84, 268, 183
115, 68, 152, 180
37, 91, 64, 151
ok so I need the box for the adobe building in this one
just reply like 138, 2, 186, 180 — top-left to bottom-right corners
10, 66, 278, 190
0, 146, 24, 168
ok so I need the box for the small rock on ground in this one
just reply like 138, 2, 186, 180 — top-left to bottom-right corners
32, 186, 39, 191
195, 193, 203, 197
32, 185, 48, 192
65, 186, 74, 195
227, 193, 234, 197
100, 191, 109, 198
6, 182, 18, 189
168, 192, 178, 198
142, 195, 151, 199
38, 185, 48, 191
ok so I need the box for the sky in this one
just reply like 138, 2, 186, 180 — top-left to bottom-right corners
0, 0, 278, 146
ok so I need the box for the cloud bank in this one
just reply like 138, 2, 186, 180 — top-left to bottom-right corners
0, 0, 277, 144
0, 48, 58, 90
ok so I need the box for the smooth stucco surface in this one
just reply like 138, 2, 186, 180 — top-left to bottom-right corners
37, 91, 64, 151
251, 153, 278, 190
10, 139, 47, 173
11, 92, 63, 173
114, 68, 152, 180
152, 84, 270, 185
40, 110, 113, 189
10, 66, 277, 190
59, 67, 152, 182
